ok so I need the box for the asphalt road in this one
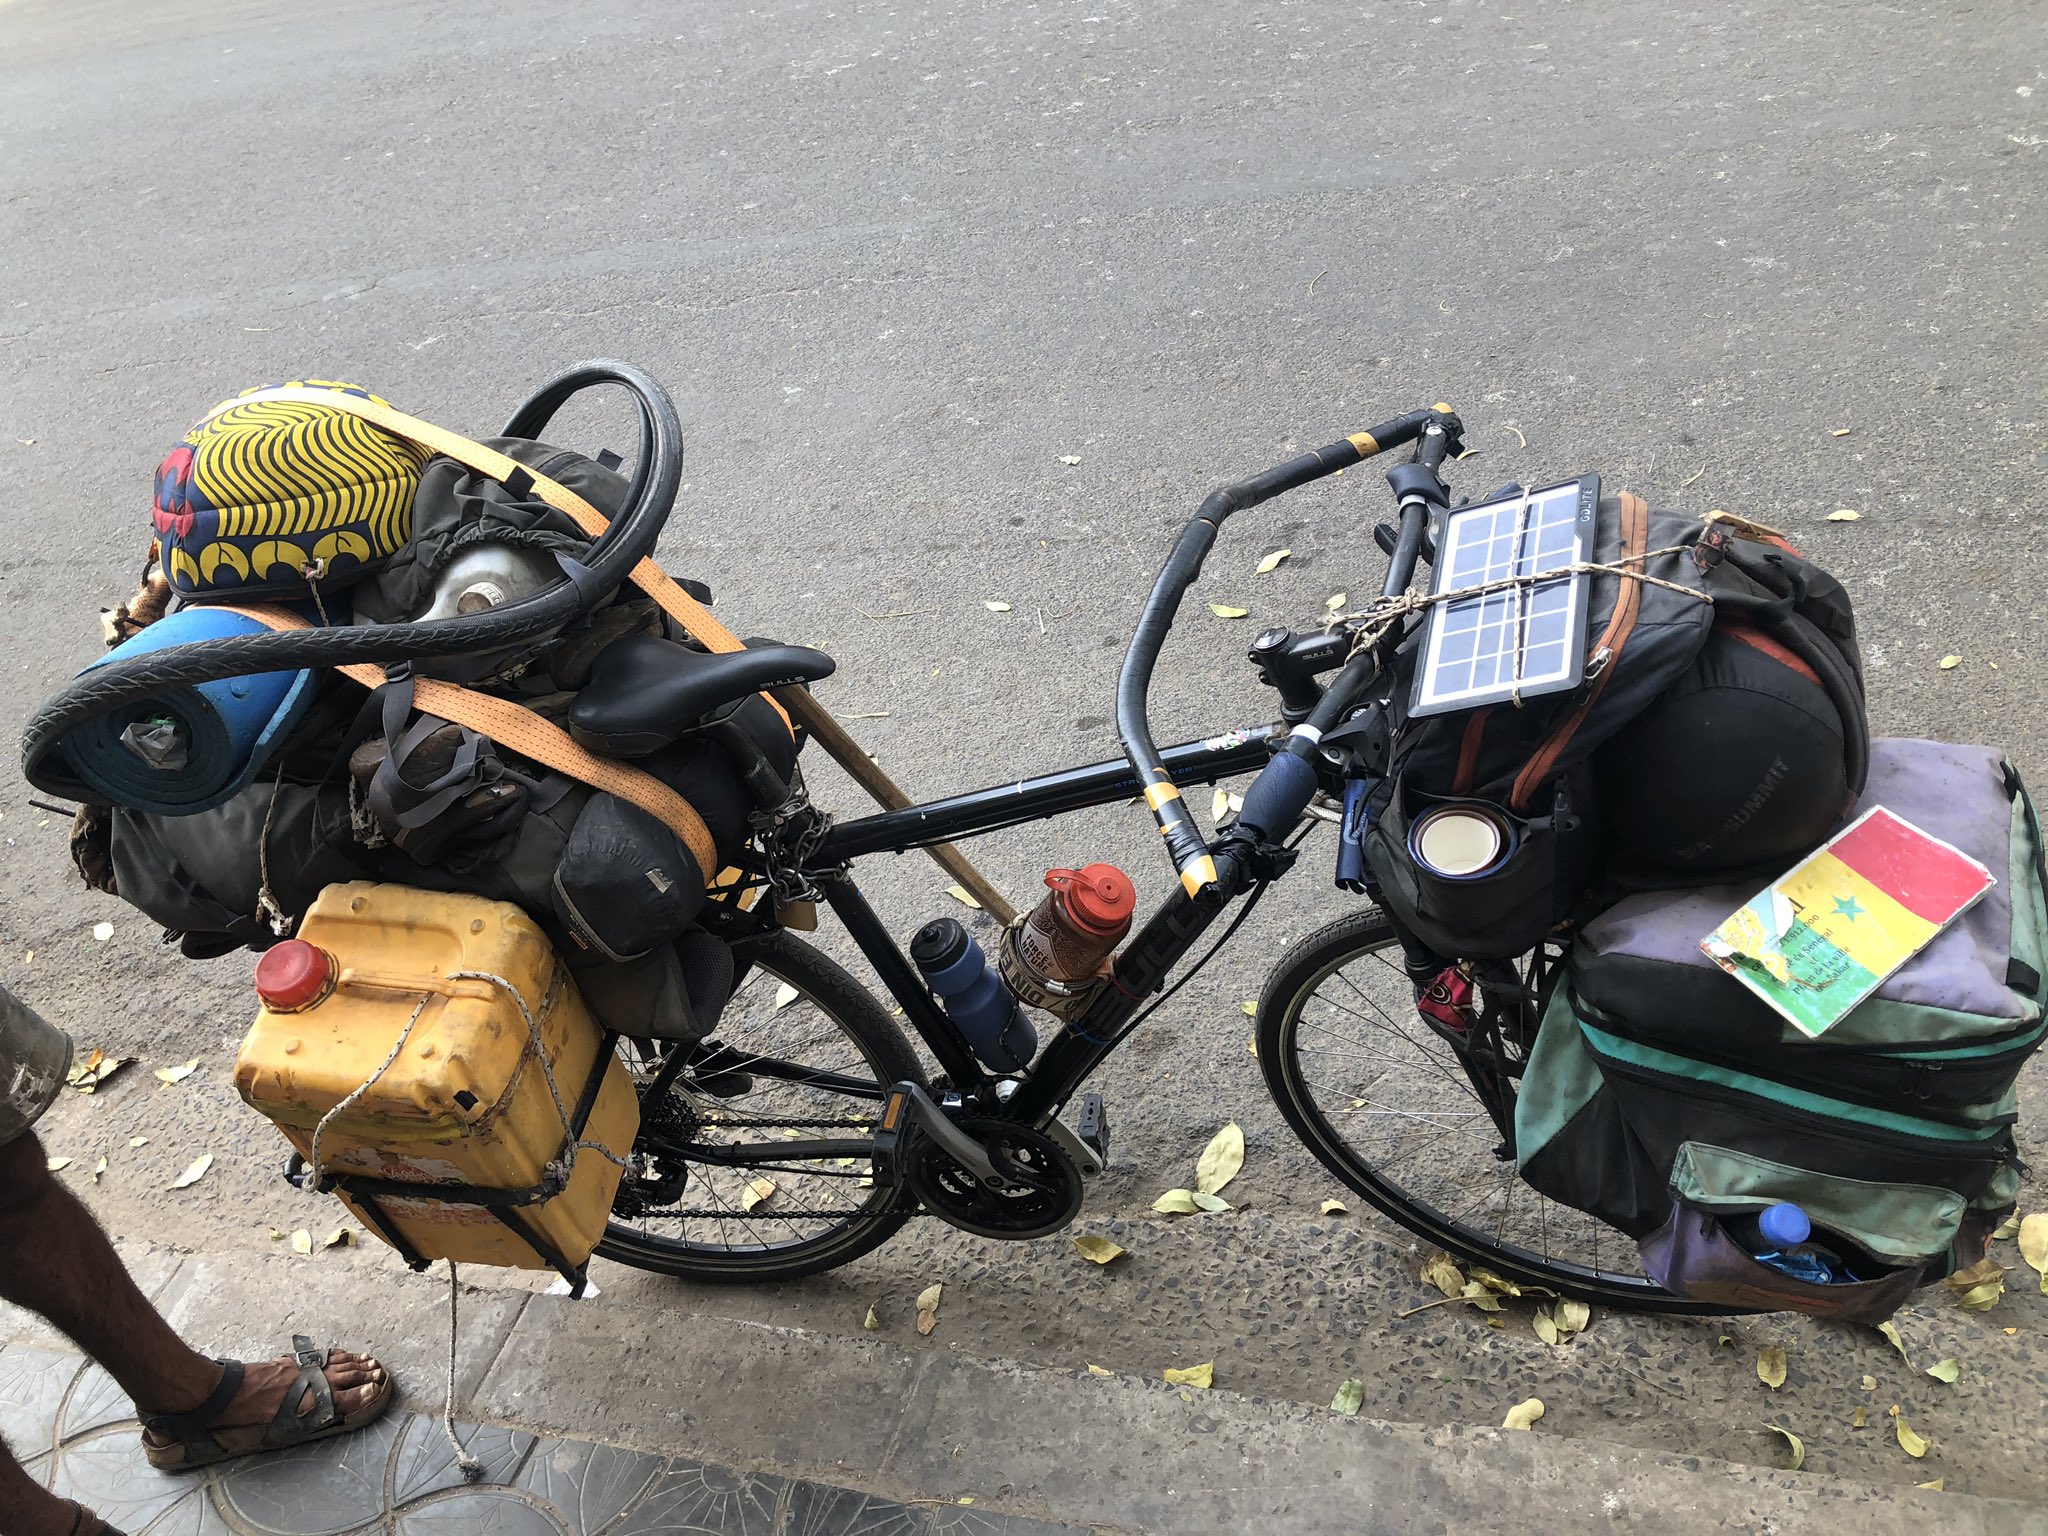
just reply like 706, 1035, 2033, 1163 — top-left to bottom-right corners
3, 0, 2045, 1505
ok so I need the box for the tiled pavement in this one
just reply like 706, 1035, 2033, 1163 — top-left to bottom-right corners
0, 1342, 1092, 1536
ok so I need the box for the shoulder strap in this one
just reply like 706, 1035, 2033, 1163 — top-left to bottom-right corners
204, 385, 789, 733
219, 605, 720, 880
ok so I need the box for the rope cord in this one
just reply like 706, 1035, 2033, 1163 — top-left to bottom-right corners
1326, 543, 1711, 659
443, 1261, 484, 1482
303, 993, 433, 1189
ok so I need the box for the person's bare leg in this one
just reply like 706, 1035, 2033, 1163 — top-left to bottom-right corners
0, 1131, 385, 1437
0, 1430, 81, 1536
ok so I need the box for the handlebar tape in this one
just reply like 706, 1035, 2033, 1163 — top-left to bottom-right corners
1116, 410, 1438, 896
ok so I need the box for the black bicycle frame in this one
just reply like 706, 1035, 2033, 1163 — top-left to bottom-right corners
799, 722, 1281, 1125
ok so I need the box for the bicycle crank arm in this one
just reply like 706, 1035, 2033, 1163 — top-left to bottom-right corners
872, 1081, 1007, 1189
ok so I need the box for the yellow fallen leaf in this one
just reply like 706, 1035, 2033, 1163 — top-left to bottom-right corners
324, 1228, 351, 1249
1718, 1336, 1736, 1348
1459, 1281, 1502, 1313
1239, 1000, 1257, 1017
2020, 1213, 2048, 1293
1469, 1268, 1522, 1297
1758, 1345, 1787, 1390
1162, 1362, 1213, 1389
1853, 1404, 1869, 1429
1212, 788, 1231, 822
772, 982, 800, 1011
1325, 593, 1348, 611
1330, 1378, 1364, 1416
1916, 1478, 1944, 1492
1533, 1310, 1559, 1346
946, 884, 982, 910
1991, 1213, 2022, 1240
1764, 1423, 1805, 1471
1876, 1320, 1911, 1364
1925, 1358, 1960, 1384
863, 1304, 881, 1331
1891, 1405, 1928, 1458
46, 1156, 73, 1172
1208, 604, 1249, 620
1086, 1363, 1113, 1377
1319, 1199, 1349, 1216
1255, 548, 1292, 575
1190, 1191, 1232, 1213
1195, 1122, 1244, 1195
267, 1227, 286, 1241
1825, 509, 1862, 522
1420, 1252, 1465, 1298
1505, 425, 1528, 449
983, 600, 1013, 612
2005, 1327, 2018, 1335
1073, 1235, 1127, 1265
916, 1282, 943, 1335
1502, 1398, 1544, 1431
1955, 1278, 2003, 1311
290, 1229, 312, 1255
1153, 1189, 1200, 1214
1831, 428, 1853, 437
1057, 455, 1082, 466
1554, 1298, 1590, 1337
91, 1156, 107, 1184
1944, 1256, 2003, 1292
741, 1176, 776, 1213
1245, 1035, 1257, 1058
1861, 1374, 1878, 1391
1939, 655, 1962, 671
128, 1136, 149, 1148
169, 1153, 213, 1190
153, 1059, 200, 1085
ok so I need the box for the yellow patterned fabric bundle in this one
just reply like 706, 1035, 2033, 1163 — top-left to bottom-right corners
151, 380, 429, 597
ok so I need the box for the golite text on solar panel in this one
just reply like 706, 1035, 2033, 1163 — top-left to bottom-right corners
1408, 474, 1600, 718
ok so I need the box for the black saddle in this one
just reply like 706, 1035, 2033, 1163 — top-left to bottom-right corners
569, 634, 834, 758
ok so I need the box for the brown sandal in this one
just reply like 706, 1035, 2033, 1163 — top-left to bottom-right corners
140, 1335, 394, 1472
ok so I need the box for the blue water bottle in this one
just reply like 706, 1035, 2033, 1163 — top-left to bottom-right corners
1732, 1203, 1838, 1285
910, 918, 1038, 1073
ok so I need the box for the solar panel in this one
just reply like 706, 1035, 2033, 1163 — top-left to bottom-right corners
1409, 474, 1599, 718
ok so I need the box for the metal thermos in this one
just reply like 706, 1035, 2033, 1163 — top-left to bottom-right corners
1013, 864, 1136, 986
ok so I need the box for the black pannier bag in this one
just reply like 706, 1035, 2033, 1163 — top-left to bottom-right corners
1363, 498, 1869, 959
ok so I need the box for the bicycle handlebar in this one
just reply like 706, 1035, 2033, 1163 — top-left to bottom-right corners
1115, 407, 1444, 897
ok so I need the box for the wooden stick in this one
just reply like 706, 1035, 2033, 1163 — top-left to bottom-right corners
775, 687, 1018, 926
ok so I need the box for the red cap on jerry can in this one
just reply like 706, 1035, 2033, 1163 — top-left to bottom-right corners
1054, 863, 1136, 936
254, 939, 337, 1013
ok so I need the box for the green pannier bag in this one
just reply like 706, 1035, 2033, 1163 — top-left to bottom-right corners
1514, 738, 2044, 1321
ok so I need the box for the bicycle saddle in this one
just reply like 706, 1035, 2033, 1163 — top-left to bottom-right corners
569, 633, 834, 758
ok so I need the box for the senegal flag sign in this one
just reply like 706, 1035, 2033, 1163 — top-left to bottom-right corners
1702, 807, 1995, 1038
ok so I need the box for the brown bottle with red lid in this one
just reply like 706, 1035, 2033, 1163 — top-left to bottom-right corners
1008, 863, 1135, 991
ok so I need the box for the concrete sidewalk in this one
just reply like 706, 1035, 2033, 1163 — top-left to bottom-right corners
4, 1239, 2037, 1536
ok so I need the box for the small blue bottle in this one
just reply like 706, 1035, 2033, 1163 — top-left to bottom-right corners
910, 918, 1038, 1073
1733, 1203, 1838, 1285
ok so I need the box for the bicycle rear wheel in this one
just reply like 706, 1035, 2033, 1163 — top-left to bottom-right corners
597, 930, 922, 1282
1257, 908, 1741, 1314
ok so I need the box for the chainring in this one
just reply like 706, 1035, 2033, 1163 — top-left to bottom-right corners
907, 1117, 1085, 1240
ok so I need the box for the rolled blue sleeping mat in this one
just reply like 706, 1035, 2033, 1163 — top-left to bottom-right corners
54, 607, 318, 815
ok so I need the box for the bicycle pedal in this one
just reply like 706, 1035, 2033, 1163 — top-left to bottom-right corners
1074, 1093, 1110, 1162
867, 1083, 914, 1190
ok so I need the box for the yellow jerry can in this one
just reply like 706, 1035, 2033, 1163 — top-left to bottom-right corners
232, 882, 639, 1271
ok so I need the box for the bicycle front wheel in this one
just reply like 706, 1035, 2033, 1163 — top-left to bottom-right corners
1257, 908, 1740, 1314
597, 930, 923, 1282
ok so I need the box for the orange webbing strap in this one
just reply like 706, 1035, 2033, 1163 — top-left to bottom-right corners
201, 386, 790, 731
220, 604, 721, 881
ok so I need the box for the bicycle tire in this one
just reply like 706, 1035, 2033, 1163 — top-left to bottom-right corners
596, 930, 924, 1282
1257, 908, 1745, 1315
